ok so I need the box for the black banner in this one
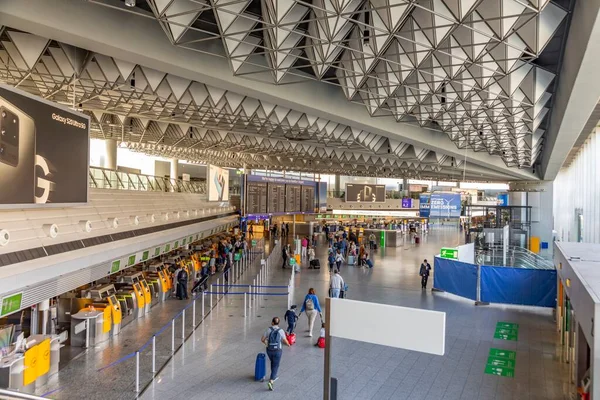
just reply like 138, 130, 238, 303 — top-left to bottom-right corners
0, 84, 89, 206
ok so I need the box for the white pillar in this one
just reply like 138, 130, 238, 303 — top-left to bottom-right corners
104, 139, 117, 170
170, 158, 179, 192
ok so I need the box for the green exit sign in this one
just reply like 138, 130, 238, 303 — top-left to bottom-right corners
128, 255, 136, 266
252, 240, 257, 247
440, 248, 458, 259
1, 292, 23, 317
142, 251, 149, 261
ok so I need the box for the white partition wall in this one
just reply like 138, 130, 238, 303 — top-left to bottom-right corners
554, 128, 600, 244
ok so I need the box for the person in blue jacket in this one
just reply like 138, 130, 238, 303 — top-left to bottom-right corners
299, 288, 322, 337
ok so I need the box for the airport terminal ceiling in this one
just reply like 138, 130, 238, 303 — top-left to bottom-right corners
0, 0, 577, 181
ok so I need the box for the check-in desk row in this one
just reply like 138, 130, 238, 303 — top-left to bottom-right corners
0, 335, 60, 394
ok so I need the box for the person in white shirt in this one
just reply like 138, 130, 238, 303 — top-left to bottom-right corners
329, 270, 345, 298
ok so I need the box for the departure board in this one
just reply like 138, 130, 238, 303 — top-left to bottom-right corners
268, 183, 286, 213
285, 184, 301, 212
301, 186, 315, 212
246, 182, 267, 214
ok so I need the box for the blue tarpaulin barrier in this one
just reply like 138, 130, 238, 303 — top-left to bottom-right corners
480, 266, 556, 307
433, 257, 478, 300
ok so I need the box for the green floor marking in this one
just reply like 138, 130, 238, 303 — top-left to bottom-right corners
494, 328, 518, 341
496, 322, 519, 330
489, 348, 516, 360
487, 357, 515, 369
484, 365, 514, 377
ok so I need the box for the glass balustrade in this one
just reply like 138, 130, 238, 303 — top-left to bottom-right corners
89, 167, 207, 194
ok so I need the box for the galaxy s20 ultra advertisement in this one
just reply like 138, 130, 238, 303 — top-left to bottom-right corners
0, 84, 89, 206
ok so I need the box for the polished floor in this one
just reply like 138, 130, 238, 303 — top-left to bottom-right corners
138, 229, 570, 400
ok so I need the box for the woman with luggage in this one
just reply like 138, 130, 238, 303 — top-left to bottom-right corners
299, 288, 322, 337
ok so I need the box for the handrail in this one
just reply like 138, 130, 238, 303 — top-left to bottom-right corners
477, 245, 554, 269
0, 389, 46, 400
89, 166, 207, 194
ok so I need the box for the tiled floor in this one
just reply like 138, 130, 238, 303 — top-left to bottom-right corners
40, 229, 570, 400
138, 228, 570, 400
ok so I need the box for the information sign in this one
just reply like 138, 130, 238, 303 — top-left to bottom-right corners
0, 292, 23, 317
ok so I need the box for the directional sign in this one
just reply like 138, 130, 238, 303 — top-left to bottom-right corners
497, 322, 519, 330
0, 292, 23, 317
252, 239, 257, 247
489, 348, 516, 360
440, 248, 458, 259
485, 365, 514, 377
494, 328, 518, 341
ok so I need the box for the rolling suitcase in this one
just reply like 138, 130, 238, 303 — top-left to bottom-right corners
366, 259, 373, 269
255, 353, 266, 381
309, 259, 321, 269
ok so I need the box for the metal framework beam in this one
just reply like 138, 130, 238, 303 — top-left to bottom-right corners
0, 0, 538, 181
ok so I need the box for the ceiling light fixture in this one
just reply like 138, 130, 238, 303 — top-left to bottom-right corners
125, 0, 136, 7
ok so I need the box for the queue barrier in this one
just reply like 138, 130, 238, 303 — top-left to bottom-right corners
433, 256, 556, 307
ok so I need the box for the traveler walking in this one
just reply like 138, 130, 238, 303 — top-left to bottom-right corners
249, 224, 254, 238
335, 249, 345, 269
307, 246, 315, 263
301, 237, 308, 259
172, 264, 182, 298
329, 270, 345, 298
419, 259, 432, 289
261, 317, 290, 391
368, 233, 376, 249
328, 252, 335, 270
299, 288, 322, 337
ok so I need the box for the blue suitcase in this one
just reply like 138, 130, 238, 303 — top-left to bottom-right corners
255, 353, 266, 381
366, 259, 374, 269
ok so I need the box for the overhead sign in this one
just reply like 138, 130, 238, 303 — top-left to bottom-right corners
401, 198, 413, 208
331, 210, 419, 217
345, 184, 385, 203
329, 298, 445, 355
0, 84, 89, 207
207, 165, 229, 201
0, 292, 23, 317
440, 248, 458, 259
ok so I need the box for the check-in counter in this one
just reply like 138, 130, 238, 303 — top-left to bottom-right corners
70, 308, 109, 348
0, 335, 60, 393
363, 229, 404, 247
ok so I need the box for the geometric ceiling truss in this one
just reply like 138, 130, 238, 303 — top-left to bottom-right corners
0, 26, 495, 180
85, 0, 571, 169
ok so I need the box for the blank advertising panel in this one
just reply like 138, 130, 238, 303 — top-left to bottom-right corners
345, 184, 385, 203
0, 84, 89, 206
301, 185, 315, 212
285, 184, 301, 212
267, 183, 285, 213
246, 182, 267, 214
329, 298, 445, 355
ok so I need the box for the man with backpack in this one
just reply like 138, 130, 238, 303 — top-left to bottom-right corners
261, 317, 290, 391
328, 252, 336, 270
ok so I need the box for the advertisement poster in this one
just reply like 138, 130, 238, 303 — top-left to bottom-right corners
207, 165, 229, 201
318, 181, 327, 212
429, 193, 461, 218
401, 198, 413, 208
0, 84, 89, 206
345, 184, 386, 203
419, 194, 430, 218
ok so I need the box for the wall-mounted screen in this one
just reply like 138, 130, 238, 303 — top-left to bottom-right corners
345, 184, 385, 203
267, 183, 285, 213
207, 165, 229, 201
0, 84, 89, 206
246, 182, 267, 214
301, 185, 315, 212
285, 184, 301, 212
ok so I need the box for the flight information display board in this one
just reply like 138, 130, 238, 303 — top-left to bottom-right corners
301, 185, 315, 212
285, 184, 301, 212
246, 182, 267, 214
268, 183, 285, 213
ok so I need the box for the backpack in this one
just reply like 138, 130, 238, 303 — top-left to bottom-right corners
328, 254, 335, 264
305, 297, 315, 311
267, 328, 282, 351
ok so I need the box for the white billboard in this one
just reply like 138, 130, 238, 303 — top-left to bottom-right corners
207, 165, 229, 201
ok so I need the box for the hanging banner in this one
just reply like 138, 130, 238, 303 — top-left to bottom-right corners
419, 194, 430, 218
0, 84, 89, 207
